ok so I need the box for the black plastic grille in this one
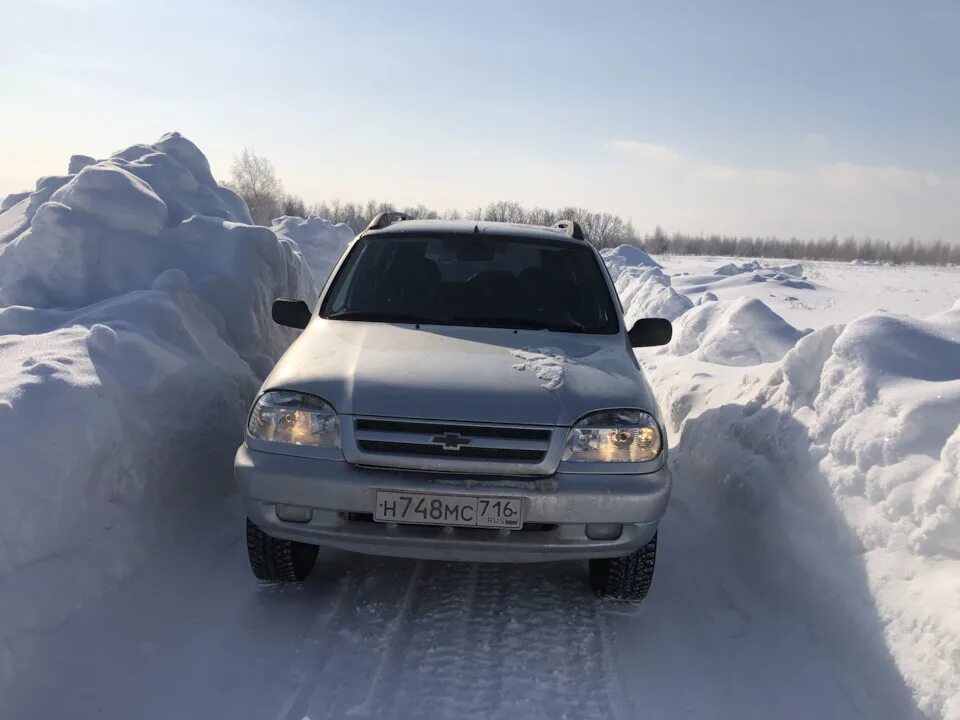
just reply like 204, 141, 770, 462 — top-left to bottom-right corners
357, 439, 545, 462
354, 418, 550, 441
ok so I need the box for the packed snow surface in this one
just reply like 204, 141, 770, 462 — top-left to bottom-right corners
1, 137, 960, 719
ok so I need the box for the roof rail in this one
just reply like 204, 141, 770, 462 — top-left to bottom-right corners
552, 219, 585, 241
365, 211, 409, 232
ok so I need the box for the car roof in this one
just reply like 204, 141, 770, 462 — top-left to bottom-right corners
362, 219, 589, 245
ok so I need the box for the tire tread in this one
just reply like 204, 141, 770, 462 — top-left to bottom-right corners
246, 518, 318, 583
589, 532, 658, 602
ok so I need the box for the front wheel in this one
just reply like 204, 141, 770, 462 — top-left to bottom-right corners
246, 518, 318, 583
589, 531, 658, 602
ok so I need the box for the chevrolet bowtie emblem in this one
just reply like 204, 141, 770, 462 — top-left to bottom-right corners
431, 432, 472, 450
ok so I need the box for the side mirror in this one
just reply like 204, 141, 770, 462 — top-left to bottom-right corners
628, 318, 672, 348
272, 298, 312, 329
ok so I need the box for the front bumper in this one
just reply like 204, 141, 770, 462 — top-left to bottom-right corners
235, 445, 671, 562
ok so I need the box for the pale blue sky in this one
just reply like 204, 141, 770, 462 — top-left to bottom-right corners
2, 0, 958, 240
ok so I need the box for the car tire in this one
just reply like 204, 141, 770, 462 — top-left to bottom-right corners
246, 518, 318, 583
589, 531, 657, 602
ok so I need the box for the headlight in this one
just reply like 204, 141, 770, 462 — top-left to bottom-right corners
247, 390, 340, 447
563, 409, 661, 463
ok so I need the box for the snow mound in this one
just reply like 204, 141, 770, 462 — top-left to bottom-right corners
0, 133, 315, 691
668, 303, 960, 718
600, 244, 661, 283
673, 267, 815, 296
600, 246, 690, 325
713, 259, 761, 276
762, 306, 960, 717
667, 297, 808, 365
711, 259, 805, 279
772, 262, 804, 277
271, 215, 354, 287
804, 309, 960, 550
613, 266, 693, 325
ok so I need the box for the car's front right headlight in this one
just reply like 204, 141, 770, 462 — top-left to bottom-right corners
247, 390, 340, 447
563, 409, 662, 462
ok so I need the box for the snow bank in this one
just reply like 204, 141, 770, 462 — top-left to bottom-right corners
794, 308, 960, 557
667, 296, 808, 366
598, 245, 691, 324
600, 244, 661, 283
614, 266, 694, 324
271, 215, 354, 287
0, 133, 315, 690
661, 304, 960, 718
616, 252, 960, 715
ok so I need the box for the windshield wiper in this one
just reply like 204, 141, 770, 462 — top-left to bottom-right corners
326, 310, 450, 325
449, 316, 589, 333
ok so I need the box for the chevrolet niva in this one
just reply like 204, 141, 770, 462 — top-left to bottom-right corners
235, 214, 673, 601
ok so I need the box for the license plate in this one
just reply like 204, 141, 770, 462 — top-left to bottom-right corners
374, 491, 523, 529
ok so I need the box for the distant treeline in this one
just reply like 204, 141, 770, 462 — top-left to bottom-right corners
641, 227, 960, 266
306, 198, 639, 250
305, 200, 959, 266
226, 149, 958, 266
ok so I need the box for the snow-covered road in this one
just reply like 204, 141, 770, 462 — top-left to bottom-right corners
2, 487, 915, 720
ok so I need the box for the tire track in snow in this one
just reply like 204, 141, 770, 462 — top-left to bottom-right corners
274, 557, 420, 720
487, 566, 611, 720
344, 561, 423, 717
597, 602, 632, 720
344, 561, 618, 720
277, 573, 355, 720
377, 561, 481, 719
459, 562, 510, 718
447, 562, 480, 715
268, 558, 620, 720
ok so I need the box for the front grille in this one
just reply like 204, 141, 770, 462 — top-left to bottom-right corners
355, 418, 550, 441
351, 417, 553, 468
357, 439, 543, 461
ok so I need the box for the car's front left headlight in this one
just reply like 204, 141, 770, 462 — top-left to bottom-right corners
247, 390, 340, 447
563, 409, 662, 463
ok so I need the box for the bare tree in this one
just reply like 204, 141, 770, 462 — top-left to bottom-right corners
526, 207, 556, 227
226, 149, 283, 225
484, 200, 526, 223
402, 204, 439, 220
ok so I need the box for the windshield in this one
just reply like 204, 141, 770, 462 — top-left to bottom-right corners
320, 234, 620, 334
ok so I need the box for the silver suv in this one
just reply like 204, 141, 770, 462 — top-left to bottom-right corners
235, 215, 673, 601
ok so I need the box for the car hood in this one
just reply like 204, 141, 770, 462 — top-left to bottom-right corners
260, 319, 660, 427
